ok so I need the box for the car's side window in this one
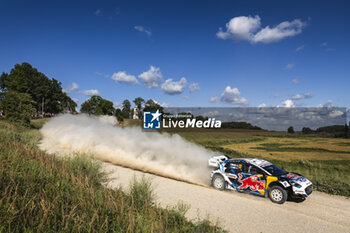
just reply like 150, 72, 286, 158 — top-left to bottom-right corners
225, 162, 242, 173
242, 164, 249, 173
234, 163, 243, 172
248, 165, 264, 175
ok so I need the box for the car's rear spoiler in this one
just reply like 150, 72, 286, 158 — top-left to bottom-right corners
208, 155, 228, 168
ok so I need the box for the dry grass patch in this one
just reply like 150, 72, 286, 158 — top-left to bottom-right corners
223, 137, 350, 161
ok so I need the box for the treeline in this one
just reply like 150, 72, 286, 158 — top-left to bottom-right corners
221, 121, 262, 130
287, 124, 350, 138
0, 63, 77, 126
79, 96, 163, 122
0, 62, 164, 126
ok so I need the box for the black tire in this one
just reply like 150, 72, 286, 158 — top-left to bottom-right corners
268, 186, 288, 204
212, 174, 225, 190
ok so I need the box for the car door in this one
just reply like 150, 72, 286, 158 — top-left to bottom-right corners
237, 164, 266, 195
224, 162, 242, 186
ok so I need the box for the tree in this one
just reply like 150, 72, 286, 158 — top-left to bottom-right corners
115, 108, 123, 122
133, 97, 145, 118
80, 95, 114, 115
287, 126, 295, 134
302, 127, 313, 134
0, 63, 76, 113
143, 99, 163, 112
61, 93, 77, 113
0, 91, 36, 127
121, 99, 131, 119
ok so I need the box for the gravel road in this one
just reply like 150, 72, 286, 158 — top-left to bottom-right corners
101, 162, 350, 233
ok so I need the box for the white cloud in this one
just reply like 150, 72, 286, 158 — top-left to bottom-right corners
63, 82, 79, 93
138, 66, 162, 88
282, 99, 295, 108
95, 72, 103, 76
217, 15, 261, 40
152, 99, 171, 107
296, 45, 304, 51
319, 100, 338, 108
134, 25, 151, 36
113, 102, 122, 109
253, 19, 305, 43
220, 86, 249, 106
292, 78, 299, 84
203, 110, 220, 117
72, 98, 79, 104
111, 71, 138, 84
161, 77, 187, 95
189, 82, 200, 92
210, 95, 219, 103
217, 15, 306, 44
285, 63, 295, 70
258, 103, 267, 108
80, 89, 99, 96
291, 92, 313, 100
94, 9, 101, 15
321, 42, 327, 46
329, 110, 343, 118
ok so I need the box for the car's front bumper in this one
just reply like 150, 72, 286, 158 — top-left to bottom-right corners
292, 184, 313, 197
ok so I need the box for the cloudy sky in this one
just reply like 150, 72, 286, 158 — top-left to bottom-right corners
165, 107, 347, 131
0, 0, 349, 114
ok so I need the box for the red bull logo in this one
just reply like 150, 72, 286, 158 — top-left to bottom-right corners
237, 174, 265, 191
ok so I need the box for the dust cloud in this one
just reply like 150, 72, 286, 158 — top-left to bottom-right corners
39, 114, 216, 185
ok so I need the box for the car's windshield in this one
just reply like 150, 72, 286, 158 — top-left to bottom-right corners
262, 164, 287, 176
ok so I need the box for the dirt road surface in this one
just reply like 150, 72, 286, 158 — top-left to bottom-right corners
101, 162, 350, 233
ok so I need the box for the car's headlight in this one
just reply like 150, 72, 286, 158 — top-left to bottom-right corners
289, 180, 301, 188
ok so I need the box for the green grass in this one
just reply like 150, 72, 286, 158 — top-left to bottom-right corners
30, 118, 51, 129
336, 142, 350, 146
0, 119, 226, 233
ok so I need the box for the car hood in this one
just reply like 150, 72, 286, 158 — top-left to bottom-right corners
280, 172, 310, 184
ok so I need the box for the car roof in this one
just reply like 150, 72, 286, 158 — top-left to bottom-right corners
227, 158, 272, 168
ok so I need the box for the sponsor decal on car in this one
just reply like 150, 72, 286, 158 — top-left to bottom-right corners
227, 173, 238, 179
237, 174, 265, 191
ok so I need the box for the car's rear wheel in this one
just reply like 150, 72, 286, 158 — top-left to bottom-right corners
212, 174, 225, 190
268, 186, 288, 204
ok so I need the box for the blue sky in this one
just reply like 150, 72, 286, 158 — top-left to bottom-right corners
0, 0, 349, 112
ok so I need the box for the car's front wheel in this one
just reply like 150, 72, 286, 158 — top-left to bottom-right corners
212, 174, 225, 190
268, 186, 288, 204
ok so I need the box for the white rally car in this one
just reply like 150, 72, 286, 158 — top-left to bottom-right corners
208, 156, 313, 204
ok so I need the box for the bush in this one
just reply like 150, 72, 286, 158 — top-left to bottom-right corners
128, 175, 154, 209
0, 91, 36, 127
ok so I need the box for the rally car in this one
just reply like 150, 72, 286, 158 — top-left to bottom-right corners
208, 156, 312, 204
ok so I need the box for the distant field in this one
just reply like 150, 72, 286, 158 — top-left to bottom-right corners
177, 129, 350, 197
224, 136, 350, 161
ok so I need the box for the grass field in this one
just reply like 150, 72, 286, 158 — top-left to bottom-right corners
177, 129, 350, 197
0, 119, 225, 232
